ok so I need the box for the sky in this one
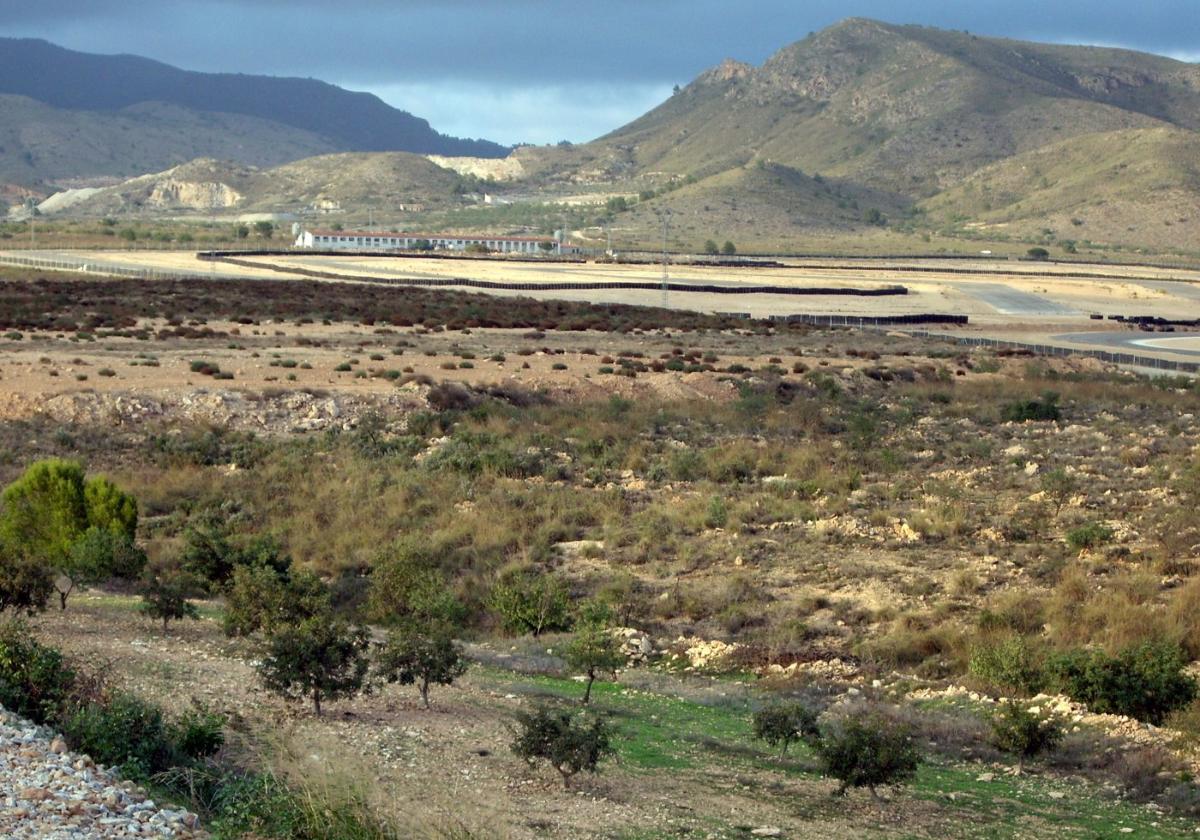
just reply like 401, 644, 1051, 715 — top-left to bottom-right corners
1, 1, 1197, 146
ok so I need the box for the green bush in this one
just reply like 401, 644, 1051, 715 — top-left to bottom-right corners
990, 701, 1062, 771
968, 633, 1046, 695
60, 692, 180, 778
0, 547, 53, 616
489, 568, 572, 636
171, 702, 226, 760
752, 702, 820, 757
0, 620, 74, 723
1002, 392, 1061, 423
1048, 641, 1197, 724
813, 714, 921, 798
1066, 521, 1114, 551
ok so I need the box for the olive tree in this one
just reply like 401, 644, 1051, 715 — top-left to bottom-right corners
752, 702, 820, 757
562, 602, 625, 705
511, 705, 614, 789
256, 618, 371, 716
373, 628, 467, 709
813, 714, 921, 799
138, 570, 201, 630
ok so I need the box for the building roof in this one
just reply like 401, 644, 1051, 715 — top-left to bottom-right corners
304, 229, 556, 243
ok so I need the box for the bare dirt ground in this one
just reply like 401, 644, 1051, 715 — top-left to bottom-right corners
26, 597, 895, 840
6, 250, 1199, 327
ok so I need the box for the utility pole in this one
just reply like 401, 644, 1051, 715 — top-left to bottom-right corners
29, 217, 35, 249
660, 210, 670, 309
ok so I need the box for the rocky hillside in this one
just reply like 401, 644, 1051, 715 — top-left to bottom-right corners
0, 38, 508, 190
518, 18, 1200, 251
31, 152, 465, 217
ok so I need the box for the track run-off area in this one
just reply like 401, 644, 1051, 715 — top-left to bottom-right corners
2, 247, 1199, 368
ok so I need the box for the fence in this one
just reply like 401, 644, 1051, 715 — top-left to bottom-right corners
899, 331, 1200, 375
0, 253, 251, 282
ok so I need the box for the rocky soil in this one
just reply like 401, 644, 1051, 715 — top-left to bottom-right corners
0, 707, 204, 839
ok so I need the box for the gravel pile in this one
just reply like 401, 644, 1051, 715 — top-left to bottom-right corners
0, 707, 205, 839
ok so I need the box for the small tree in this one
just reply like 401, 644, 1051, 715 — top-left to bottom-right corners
511, 705, 614, 789
373, 626, 467, 709
813, 715, 921, 799
703, 239, 719, 255
990, 701, 1063, 773
223, 563, 330, 638
256, 618, 370, 716
489, 569, 571, 636
234, 224, 250, 240
138, 571, 201, 630
721, 240, 737, 256
253, 221, 274, 239
752, 702, 820, 757
562, 602, 625, 705
1039, 468, 1078, 515
1026, 247, 1050, 261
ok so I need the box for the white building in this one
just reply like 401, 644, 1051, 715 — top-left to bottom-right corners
293, 229, 582, 255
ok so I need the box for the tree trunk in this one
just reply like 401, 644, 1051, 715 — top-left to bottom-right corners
419, 679, 430, 710
312, 688, 322, 717
557, 766, 572, 790
58, 589, 68, 610
582, 670, 595, 705
869, 785, 882, 802
163, 616, 169, 631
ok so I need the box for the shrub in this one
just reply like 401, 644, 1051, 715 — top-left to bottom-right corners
511, 705, 614, 789
138, 571, 202, 630
1026, 247, 1051, 261
60, 691, 180, 778
0, 620, 75, 723
256, 618, 371, 716
0, 546, 53, 616
224, 563, 331, 637
372, 627, 467, 709
1002, 392, 1061, 423
968, 633, 1046, 695
752, 702, 820, 757
1066, 521, 1114, 552
489, 568, 571, 636
171, 701, 226, 760
813, 714, 921, 798
990, 701, 1062, 772
1048, 641, 1197, 724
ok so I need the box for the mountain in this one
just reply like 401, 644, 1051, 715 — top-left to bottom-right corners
516, 18, 1200, 252
0, 38, 507, 188
0, 94, 340, 187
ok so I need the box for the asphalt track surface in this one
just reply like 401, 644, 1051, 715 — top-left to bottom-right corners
960, 283, 1079, 316
1055, 331, 1200, 359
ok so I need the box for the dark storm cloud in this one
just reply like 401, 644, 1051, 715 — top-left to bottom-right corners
1, 1, 1196, 143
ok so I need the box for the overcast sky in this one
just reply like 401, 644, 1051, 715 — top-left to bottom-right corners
1, 1, 1197, 146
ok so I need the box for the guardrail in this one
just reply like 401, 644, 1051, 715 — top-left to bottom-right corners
902, 331, 1200, 374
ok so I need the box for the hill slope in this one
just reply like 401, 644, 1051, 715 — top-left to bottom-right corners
587, 19, 1200, 194
31, 152, 465, 217
0, 38, 507, 188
